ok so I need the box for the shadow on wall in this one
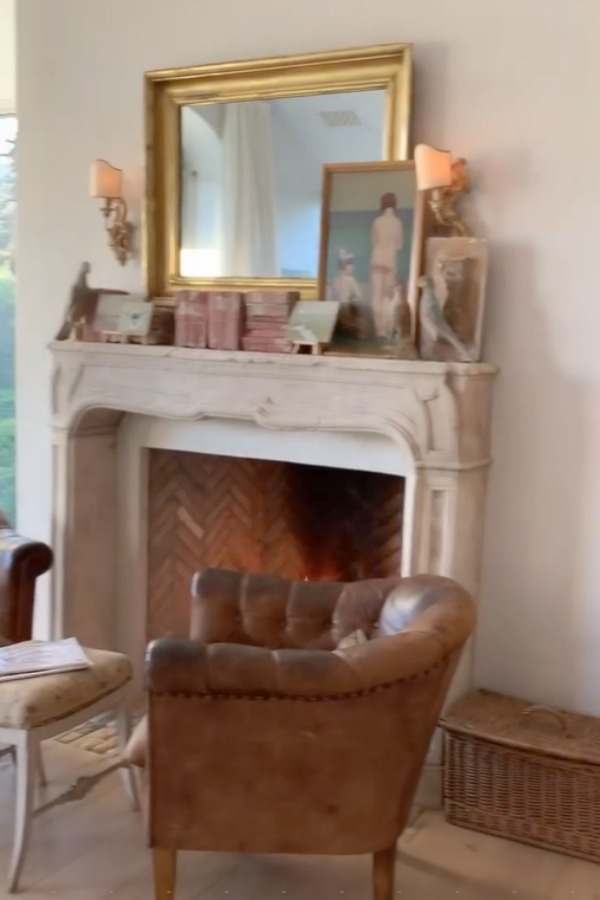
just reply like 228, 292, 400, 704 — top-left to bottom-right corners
411, 43, 450, 147
475, 240, 591, 714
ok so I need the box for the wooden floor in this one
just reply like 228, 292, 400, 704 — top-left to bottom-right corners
0, 742, 598, 899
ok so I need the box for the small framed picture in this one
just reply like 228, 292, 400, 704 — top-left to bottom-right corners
94, 294, 154, 342
118, 298, 154, 337
318, 161, 425, 357
420, 236, 489, 362
93, 294, 125, 334
287, 300, 340, 351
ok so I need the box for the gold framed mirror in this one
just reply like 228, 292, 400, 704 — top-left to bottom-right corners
144, 43, 413, 300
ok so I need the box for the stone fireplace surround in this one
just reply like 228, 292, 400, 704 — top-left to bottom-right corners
50, 340, 495, 803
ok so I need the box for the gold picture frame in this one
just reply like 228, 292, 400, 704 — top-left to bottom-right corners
318, 161, 425, 357
144, 43, 413, 302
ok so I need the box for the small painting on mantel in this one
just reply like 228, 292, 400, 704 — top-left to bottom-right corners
287, 300, 339, 355
418, 236, 488, 363
94, 295, 154, 343
318, 162, 424, 359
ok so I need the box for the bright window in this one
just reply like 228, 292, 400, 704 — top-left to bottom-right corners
0, 114, 16, 523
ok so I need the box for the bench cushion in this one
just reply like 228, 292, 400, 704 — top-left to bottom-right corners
0, 648, 132, 729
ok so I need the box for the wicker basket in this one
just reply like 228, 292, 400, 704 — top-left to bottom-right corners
442, 690, 600, 863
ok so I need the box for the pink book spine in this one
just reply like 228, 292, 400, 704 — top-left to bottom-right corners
246, 324, 287, 338
175, 291, 208, 348
245, 290, 300, 305
207, 293, 243, 350
246, 315, 289, 326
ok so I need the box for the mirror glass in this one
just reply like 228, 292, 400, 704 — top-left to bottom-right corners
179, 89, 386, 280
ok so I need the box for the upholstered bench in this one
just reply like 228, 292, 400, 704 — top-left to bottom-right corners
0, 647, 139, 893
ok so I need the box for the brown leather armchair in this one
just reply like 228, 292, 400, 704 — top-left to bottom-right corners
140, 569, 475, 900
0, 510, 53, 644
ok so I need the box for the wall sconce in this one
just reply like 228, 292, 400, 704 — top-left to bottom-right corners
90, 160, 134, 265
414, 144, 471, 236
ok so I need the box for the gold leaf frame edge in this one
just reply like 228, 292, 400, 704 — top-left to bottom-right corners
144, 43, 413, 303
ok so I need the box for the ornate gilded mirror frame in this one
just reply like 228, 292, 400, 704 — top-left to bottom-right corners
144, 43, 413, 300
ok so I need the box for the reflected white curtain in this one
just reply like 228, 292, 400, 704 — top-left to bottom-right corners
180, 165, 199, 250
221, 101, 278, 276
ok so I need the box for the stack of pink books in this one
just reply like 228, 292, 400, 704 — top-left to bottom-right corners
174, 291, 208, 348
207, 292, 244, 350
242, 291, 299, 353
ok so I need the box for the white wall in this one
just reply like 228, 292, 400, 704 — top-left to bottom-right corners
16, 0, 600, 714
0, 0, 15, 113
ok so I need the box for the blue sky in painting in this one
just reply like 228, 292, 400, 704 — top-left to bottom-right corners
326, 208, 415, 284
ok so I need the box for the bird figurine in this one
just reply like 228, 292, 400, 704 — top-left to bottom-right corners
55, 262, 94, 340
418, 274, 475, 362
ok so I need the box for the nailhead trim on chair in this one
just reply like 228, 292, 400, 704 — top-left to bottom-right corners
150, 655, 448, 702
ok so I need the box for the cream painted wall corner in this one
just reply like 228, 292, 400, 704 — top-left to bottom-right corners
0, 0, 15, 112
16, 0, 600, 713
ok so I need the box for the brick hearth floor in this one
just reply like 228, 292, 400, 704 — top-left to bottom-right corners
0, 741, 596, 898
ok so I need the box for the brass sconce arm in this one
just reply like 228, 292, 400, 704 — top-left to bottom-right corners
414, 145, 472, 237
100, 196, 135, 266
428, 160, 471, 237
90, 159, 135, 266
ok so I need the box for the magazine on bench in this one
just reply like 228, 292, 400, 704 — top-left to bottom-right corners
0, 638, 91, 682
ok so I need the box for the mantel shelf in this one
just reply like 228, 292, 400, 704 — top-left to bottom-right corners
49, 339, 497, 477
49, 340, 497, 378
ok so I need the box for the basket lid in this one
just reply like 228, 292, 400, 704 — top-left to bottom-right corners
441, 689, 600, 765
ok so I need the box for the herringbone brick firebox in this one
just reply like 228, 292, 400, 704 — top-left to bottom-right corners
147, 450, 404, 641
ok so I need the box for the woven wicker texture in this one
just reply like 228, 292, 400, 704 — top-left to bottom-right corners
442, 690, 600, 863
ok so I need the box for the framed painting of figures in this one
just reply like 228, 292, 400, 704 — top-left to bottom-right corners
318, 161, 425, 357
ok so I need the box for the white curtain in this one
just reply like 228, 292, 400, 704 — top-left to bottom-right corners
180, 165, 199, 250
220, 101, 278, 276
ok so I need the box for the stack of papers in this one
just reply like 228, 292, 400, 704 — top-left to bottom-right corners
0, 638, 91, 682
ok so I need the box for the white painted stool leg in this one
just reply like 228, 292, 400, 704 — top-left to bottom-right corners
32, 740, 47, 788
8, 732, 35, 893
116, 701, 140, 812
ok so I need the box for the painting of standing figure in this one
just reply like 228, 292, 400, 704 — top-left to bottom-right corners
319, 162, 425, 357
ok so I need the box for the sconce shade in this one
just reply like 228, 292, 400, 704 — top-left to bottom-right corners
414, 144, 453, 191
90, 159, 123, 199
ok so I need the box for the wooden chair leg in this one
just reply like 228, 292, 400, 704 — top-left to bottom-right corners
116, 700, 140, 812
372, 843, 397, 900
8, 732, 35, 893
152, 848, 177, 900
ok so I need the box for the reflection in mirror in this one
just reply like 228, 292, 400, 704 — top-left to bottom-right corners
180, 90, 386, 280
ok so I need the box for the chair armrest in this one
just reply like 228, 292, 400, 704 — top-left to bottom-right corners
0, 525, 53, 643
146, 637, 360, 697
148, 577, 475, 698
146, 631, 457, 700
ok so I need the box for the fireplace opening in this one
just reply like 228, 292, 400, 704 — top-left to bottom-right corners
147, 450, 404, 641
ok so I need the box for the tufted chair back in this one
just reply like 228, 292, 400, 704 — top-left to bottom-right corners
141, 568, 476, 900
190, 569, 439, 651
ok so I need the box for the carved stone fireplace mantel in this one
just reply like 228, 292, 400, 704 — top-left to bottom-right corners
49, 340, 496, 696
49, 341, 495, 806
52, 341, 495, 461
